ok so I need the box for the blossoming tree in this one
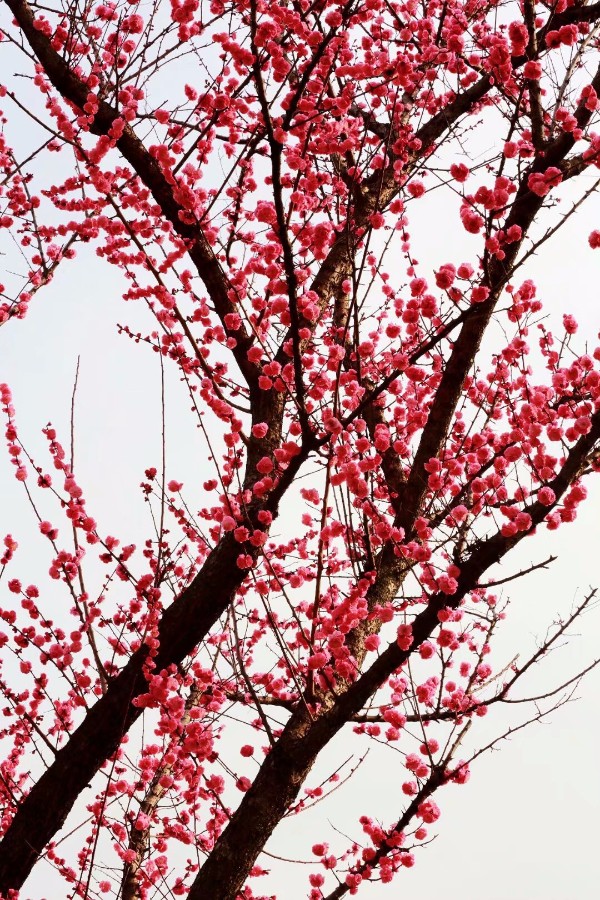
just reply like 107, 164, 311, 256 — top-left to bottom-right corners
1, 0, 600, 896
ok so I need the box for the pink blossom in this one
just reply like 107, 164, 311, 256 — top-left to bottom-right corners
449, 761, 471, 784
437, 628, 459, 650
308, 652, 328, 670
461, 207, 484, 234
364, 634, 380, 651
396, 623, 413, 651
450, 163, 469, 183
437, 574, 458, 594
312, 843, 328, 856
470, 286, 489, 304
588, 230, 600, 248
256, 456, 274, 474
405, 753, 421, 773
538, 486, 556, 505
515, 511, 532, 531
418, 799, 440, 824
419, 641, 435, 659
528, 167, 562, 197
435, 264, 456, 289
383, 708, 406, 729
122, 14, 144, 33
524, 61, 542, 80
407, 180, 425, 198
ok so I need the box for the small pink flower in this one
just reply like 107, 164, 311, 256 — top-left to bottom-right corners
396, 623, 413, 651
256, 456, 274, 474
477, 663, 492, 680
418, 799, 440, 824
528, 166, 562, 197
505, 224, 522, 243
435, 264, 456, 289
538, 486, 556, 506
419, 641, 435, 659
123, 14, 144, 33
407, 180, 425, 197
383, 708, 406, 729
524, 61, 542, 80
364, 634, 380, 652
206, 774, 225, 794
575, 415, 591, 435
450, 163, 469, 183
470, 285, 489, 304
450, 505, 468, 523
515, 511, 532, 531
437, 574, 458, 594
588, 230, 600, 248
308, 651, 328, 670
449, 761, 471, 784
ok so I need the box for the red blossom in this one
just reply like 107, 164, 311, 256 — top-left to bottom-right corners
0, 1, 598, 896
